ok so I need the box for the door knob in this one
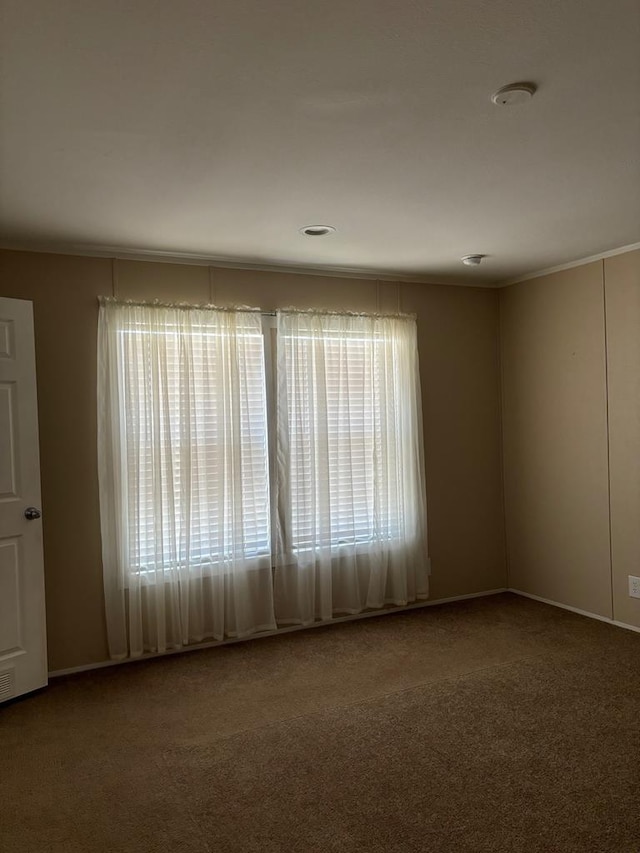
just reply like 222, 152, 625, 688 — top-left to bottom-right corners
24, 507, 41, 521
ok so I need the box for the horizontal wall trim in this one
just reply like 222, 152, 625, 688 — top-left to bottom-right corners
509, 588, 640, 634
0, 240, 491, 289
48, 588, 508, 677
501, 241, 640, 288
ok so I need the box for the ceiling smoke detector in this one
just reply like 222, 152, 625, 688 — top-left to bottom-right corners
491, 82, 537, 106
462, 254, 484, 266
299, 225, 336, 237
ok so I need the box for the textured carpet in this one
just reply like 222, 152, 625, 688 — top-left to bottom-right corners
2, 593, 640, 852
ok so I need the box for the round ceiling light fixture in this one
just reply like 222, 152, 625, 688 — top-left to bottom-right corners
299, 224, 336, 237
461, 254, 485, 266
491, 82, 537, 106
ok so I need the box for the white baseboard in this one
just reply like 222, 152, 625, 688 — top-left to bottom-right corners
509, 588, 640, 635
611, 619, 640, 634
48, 587, 508, 678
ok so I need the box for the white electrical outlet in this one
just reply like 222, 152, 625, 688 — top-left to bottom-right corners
629, 576, 640, 599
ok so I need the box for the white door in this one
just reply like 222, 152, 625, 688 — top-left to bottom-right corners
0, 297, 47, 702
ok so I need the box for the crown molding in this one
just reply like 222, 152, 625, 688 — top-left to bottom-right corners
501, 241, 640, 287
3, 239, 639, 290
0, 239, 497, 288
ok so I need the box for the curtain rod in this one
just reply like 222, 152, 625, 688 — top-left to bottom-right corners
98, 297, 413, 320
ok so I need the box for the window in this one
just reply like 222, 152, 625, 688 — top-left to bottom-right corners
98, 300, 429, 658
118, 311, 270, 574
279, 314, 414, 550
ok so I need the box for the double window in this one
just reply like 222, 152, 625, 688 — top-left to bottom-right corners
97, 300, 429, 659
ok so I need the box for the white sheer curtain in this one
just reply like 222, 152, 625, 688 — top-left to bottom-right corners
97, 300, 276, 659
274, 310, 430, 625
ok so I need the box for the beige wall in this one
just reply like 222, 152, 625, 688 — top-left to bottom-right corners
500, 249, 640, 631
604, 249, 640, 629
0, 249, 507, 670
500, 263, 612, 617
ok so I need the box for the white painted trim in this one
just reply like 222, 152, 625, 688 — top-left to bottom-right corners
0, 240, 492, 289
509, 588, 640, 634
611, 620, 640, 635
508, 589, 613, 622
501, 241, 640, 287
48, 588, 507, 677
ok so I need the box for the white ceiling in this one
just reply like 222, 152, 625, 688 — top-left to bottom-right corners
1, 0, 639, 285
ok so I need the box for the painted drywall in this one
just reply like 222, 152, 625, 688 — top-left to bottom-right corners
500, 263, 612, 617
402, 283, 505, 602
0, 252, 112, 670
604, 249, 640, 630
0, 249, 506, 670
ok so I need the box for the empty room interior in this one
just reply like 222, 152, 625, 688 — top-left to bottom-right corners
1, 1, 640, 851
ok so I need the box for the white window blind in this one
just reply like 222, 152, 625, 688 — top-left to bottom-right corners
282, 326, 400, 549
118, 308, 270, 574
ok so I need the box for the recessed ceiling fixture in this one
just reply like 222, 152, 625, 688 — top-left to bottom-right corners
491, 82, 537, 106
461, 254, 485, 266
299, 225, 336, 237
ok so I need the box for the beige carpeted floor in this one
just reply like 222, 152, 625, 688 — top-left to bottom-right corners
2, 592, 640, 852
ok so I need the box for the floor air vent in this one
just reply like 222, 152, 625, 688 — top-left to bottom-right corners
0, 668, 16, 701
